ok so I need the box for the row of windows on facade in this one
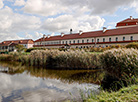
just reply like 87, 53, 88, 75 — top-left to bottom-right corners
39, 36, 133, 45
72, 44, 117, 49
0, 46, 15, 50
62, 36, 133, 44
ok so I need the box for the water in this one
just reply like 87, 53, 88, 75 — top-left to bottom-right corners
0, 61, 104, 102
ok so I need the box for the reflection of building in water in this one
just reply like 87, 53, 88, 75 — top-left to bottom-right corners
34, 16, 138, 48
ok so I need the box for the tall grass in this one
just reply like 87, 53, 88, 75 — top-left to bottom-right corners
25, 49, 100, 69
100, 48, 138, 90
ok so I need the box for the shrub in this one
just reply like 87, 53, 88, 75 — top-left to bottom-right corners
125, 42, 138, 49
100, 48, 138, 90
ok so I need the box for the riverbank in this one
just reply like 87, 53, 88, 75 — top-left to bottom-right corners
85, 84, 138, 102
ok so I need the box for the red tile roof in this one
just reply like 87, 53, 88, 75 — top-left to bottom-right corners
0, 39, 34, 46
116, 18, 138, 27
35, 26, 138, 42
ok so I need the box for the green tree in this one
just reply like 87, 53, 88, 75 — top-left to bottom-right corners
15, 44, 25, 52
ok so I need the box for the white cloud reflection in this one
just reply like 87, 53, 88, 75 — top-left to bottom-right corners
0, 72, 99, 102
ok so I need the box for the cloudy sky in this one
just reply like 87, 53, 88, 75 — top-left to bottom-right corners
0, 0, 138, 42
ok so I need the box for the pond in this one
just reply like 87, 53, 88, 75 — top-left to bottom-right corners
0, 61, 104, 102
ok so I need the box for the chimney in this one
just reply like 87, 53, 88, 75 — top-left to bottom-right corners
70, 29, 72, 34
43, 34, 46, 38
79, 30, 83, 35
130, 16, 133, 20
47, 35, 51, 38
103, 27, 107, 33
61, 32, 64, 37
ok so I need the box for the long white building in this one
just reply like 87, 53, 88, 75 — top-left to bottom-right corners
34, 16, 138, 48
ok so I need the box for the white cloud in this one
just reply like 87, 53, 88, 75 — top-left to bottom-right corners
0, 6, 41, 42
131, 0, 138, 13
25, 32, 43, 40
23, 0, 67, 16
42, 15, 105, 33
22, 0, 132, 17
0, 0, 4, 9
14, 0, 26, 6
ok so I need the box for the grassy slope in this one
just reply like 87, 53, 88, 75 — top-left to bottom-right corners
86, 85, 138, 102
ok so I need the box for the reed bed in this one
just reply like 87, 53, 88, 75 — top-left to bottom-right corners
24, 49, 101, 69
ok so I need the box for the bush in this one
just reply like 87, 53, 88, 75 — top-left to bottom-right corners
125, 42, 138, 49
100, 48, 138, 90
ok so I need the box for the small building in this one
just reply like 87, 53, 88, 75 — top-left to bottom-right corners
0, 39, 34, 52
33, 16, 138, 48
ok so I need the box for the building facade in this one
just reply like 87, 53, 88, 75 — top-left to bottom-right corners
0, 39, 34, 52
34, 16, 138, 48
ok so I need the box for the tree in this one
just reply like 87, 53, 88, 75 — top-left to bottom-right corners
15, 44, 25, 52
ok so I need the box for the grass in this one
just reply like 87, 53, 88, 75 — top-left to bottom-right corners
0, 50, 101, 69
85, 84, 138, 102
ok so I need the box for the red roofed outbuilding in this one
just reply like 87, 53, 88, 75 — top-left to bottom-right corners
0, 39, 34, 52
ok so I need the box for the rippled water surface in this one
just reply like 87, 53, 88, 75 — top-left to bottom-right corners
0, 61, 104, 102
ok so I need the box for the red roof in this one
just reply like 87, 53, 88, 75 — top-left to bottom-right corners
116, 18, 138, 27
35, 26, 138, 42
0, 39, 34, 46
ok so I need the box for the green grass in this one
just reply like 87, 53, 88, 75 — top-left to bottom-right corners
86, 84, 138, 102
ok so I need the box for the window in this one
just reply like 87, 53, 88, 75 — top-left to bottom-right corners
123, 37, 125, 41
97, 39, 99, 42
130, 36, 133, 41
62, 41, 64, 44
109, 38, 111, 42
78, 40, 79, 43
87, 39, 89, 43
73, 40, 75, 43
103, 38, 105, 42
92, 39, 94, 43
116, 37, 118, 41
82, 40, 84, 43
69, 41, 71, 44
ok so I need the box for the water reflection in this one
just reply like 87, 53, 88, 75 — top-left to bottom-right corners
0, 61, 103, 102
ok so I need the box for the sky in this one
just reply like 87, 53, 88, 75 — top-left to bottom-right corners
0, 0, 138, 42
